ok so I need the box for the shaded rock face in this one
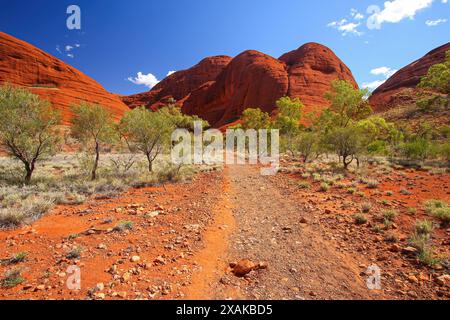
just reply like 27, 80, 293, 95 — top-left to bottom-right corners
124, 43, 356, 127
370, 43, 450, 112
122, 55, 232, 110
0, 32, 129, 124
279, 43, 358, 116
182, 50, 289, 127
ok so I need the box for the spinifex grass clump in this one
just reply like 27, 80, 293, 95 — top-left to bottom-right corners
1, 268, 25, 288
0, 252, 27, 266
425, 200, 450, 226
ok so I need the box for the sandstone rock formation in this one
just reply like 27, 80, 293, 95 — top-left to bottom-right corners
370, 42, 450, 112
122, 55, 232, 110
182, 50, 289, 127
279, 42, 358, 116
124, 43, 357, 127
0, 32, 129, 124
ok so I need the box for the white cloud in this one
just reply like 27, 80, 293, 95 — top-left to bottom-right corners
370, 66, 398, 77
327, 18, 363, 36
127, 72, 160, 89
166, 70, 176, 77
363, 66, 398, 91
442, 0, 448, 3
368, 0, 434, 29
65, 45, 74, 52
67, 53, 74, 59
425, 18, 447, 26
362, 79, 387, 91
351, 8, 365, 20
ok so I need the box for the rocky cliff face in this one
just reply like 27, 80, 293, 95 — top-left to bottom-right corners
0, 32, 129, 124
370, 43, 450, 112
124, 43, 357, 127
279, 43, 358, 116
182, 50, 289, 127
122, 55, 232, 110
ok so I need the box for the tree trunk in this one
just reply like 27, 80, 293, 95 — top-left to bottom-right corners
24, 163, 34, 184
343, 156, 349, 170
91, 142, 100, 181
146, 153, 153, 172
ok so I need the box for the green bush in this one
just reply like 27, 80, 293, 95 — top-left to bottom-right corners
353, 214, 367, 225
414, 220, 434, 236
425, 199, 450, 225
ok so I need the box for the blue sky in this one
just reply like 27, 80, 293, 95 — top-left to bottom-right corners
0, 0, 449, 95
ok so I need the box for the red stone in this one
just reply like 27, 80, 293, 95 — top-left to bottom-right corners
370, 42, 450, 112
0, 32, 129, 124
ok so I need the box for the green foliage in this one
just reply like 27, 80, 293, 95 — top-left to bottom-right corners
425, 199, 450, 225
0, 252, 28, 266
113, 220, 134, 232
70, 102, 116, 180
353, 214, 367, 225
419, 50, 450, 94
297, 180, 311, 189
240, 108, 271, 130
0, 84, 61, 183
383, 209, 398, 222
400, 138, 439, 161
325, 125, 364, 169
414, 220, 434, 236
417, 95, 449, 113
66, 247, 82, 260
1, 268, 24, 288
296, 131, 318, 163
324, 80, 372, 128
119, 107, 175, 172
158, 105, 209, 130
273, 97, 303, 155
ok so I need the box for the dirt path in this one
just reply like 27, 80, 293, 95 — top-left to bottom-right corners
194, 164, 383, 300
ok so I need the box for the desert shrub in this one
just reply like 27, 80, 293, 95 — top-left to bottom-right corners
425, 199, 450, 225
401, 138, 434, 161
353, 214, 367, 225
366, 179, 379, 189
414, 220, 434, 236
384, 233, 398, 243
296, 132, 318, 163
113, 221, 134, 232
119, 107, 176, 173
0, 208, 26, 229
419, 50, 450, 94
66, 247, 82, 260
319, 183, 329, 192
240, 108, 271, 130
0, 252, 27, 266
157, 163, 184, 183
298, 181, 311, 189
70, 102, 116, 180
361, 203, 372, 213
437, 143, 449, 161
417, 95, 449, 113
0, 84, 62, 183
409, 232, 440, 266
1, 268, 25, 288
383, 209, 398, 222
400, 189, 412, 196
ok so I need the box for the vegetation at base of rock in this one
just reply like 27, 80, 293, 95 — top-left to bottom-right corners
0, 84, 62, 184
